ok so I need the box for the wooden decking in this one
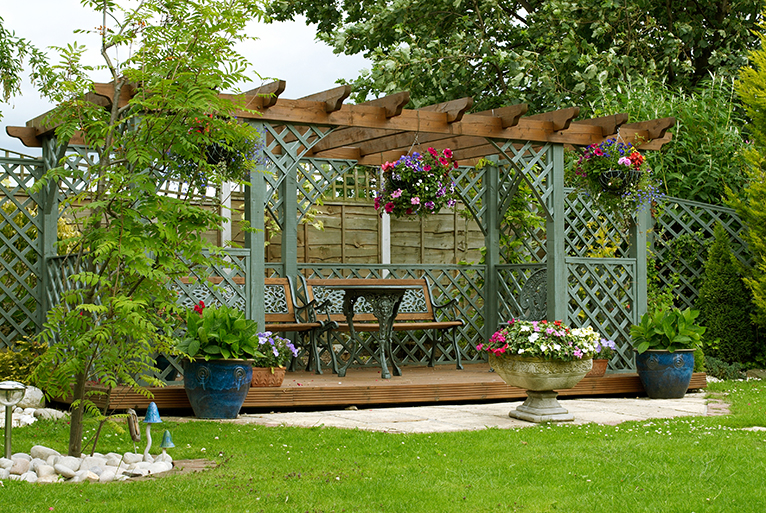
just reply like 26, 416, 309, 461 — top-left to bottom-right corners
79, 364, 708, 413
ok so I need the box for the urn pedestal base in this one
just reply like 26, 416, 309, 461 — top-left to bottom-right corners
510, 390, 574, 423
489, 353, 592, 423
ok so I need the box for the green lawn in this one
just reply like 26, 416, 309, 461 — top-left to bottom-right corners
6, 379, 766, 512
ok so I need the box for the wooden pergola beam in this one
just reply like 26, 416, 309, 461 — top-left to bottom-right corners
6, 82, 674, 153
244, 80, 286, 108
621, 117, 675, 140
418, 97, 474, 123
299, 85, 352, 113
572, 113, 629, 137
472, 104, 528, 128
525, 107, 580, 131
361, 92, 411, 118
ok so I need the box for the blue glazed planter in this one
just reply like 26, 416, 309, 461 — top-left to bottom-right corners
635, 349, 694, 399
183, 359, 253, 419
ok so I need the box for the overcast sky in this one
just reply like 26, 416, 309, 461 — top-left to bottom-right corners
0, 1, 369, 155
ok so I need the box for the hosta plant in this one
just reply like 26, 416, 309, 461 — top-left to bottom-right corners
177, 301, 261, 360
630, 307, 706, 354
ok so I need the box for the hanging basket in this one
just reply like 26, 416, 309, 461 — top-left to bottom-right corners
598, 168, 642, 193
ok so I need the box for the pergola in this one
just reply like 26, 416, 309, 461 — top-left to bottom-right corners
7, 80, 674, 372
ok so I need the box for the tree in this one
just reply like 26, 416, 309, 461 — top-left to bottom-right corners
268, 0, 764, 112
697, 224, 759, 364
26, 0, 264, 456
733, 21, 766, 357
0, 16, 51, 120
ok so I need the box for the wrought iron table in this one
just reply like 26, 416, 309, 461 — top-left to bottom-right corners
324, 281, 420, 379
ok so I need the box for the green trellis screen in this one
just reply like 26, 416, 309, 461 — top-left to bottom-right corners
0, 127, 748, 379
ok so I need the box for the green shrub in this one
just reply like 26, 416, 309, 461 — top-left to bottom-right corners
696, 223, 760, 364
705, 355, 746, 381
0, 337, 47, 385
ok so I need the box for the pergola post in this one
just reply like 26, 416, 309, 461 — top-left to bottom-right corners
245, 123, 266, 328
630, 206, 651, 323
281, 153, 299, 280
483, 158, 500, 335
547, 144, 568, 323
39, 136, 64, 316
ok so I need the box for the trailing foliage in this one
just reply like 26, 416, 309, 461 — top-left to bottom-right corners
697, 224, 761, 364
22, 0, 265, 457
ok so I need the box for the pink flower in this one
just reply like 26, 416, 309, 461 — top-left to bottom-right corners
411, 197, 420, 205
423, 164, 432, 172
391, 189, 403, 198
428, 147, 439, 157
374, 197, 381, 210
443, 148, 453, 159
439, 157, 448, 166
476, 343, 484, 351
385, 202, 395, 213
381, 161, 395, 172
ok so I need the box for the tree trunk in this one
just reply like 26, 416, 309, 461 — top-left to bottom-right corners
67, 372, 87, 456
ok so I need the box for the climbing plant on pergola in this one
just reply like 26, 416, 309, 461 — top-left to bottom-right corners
5, 80, 674, 373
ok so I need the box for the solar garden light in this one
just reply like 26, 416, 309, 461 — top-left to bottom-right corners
143, 402, 162, 463
0, 381, 26, 459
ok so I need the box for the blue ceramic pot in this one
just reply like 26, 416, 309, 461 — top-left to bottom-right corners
635, 349, 694, 399
183, 359, 252, 419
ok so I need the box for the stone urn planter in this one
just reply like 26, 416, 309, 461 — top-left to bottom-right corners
183, 359, 253, 419
635, 349, 694, 399
489, 354, 592, 423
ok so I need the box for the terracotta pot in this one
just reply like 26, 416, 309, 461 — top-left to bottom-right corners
251, 366, 286, 387
585, 358, 609, 378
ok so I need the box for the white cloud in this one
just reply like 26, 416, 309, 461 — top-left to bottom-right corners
0, 0, 368, 155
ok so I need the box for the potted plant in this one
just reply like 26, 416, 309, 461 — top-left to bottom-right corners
251, 331, 298, 387
567, 138, 663, 230
629, 307, 706, 399
373, 147, 459, 218
176, 301, 260, 419
477, 319, 603, 422
586, 338, 617, 377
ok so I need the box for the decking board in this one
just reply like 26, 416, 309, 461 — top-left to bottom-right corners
60, 364, 707, 412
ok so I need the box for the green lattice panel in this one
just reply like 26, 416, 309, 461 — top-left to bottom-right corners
322, 163, 376, 201
0, 157, 44, 348
565, 191, 631, 259
297, 264, 485, 371
653, 196, 747, 310
298, 159, 358, 221
259, 124, 341, 229
452, 165, 487, 235
566, 257, 636, 372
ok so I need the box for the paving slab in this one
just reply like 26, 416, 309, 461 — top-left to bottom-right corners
237, 392, 713, 433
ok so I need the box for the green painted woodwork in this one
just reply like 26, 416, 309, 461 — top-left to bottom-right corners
2, 114, 748, 382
